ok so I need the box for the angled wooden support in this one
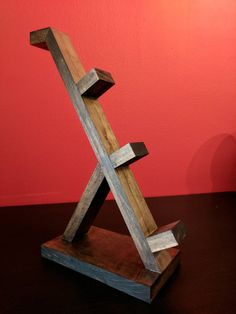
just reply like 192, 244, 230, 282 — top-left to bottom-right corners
30, 27, 186, 303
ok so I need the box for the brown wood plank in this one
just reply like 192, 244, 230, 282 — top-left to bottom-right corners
41, 226, 180, 303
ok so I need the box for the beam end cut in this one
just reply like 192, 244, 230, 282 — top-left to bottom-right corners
77, 68, 115, 98
147, 220, 186, 253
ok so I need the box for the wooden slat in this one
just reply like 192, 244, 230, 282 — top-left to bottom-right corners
64, 142, 149, 242
30, 27, 160, 272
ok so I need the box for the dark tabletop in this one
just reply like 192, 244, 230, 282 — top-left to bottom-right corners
0, 192, 235, 314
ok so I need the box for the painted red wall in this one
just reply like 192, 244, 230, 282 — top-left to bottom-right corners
0, 0, 236, 206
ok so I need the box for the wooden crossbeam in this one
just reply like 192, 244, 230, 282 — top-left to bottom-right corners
63, 142, 149, 241
30, 27, 161, 272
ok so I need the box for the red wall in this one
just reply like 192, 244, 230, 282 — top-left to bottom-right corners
0, 0, 236, 206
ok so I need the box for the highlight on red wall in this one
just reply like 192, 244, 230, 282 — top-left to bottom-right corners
0, 0, 235, 206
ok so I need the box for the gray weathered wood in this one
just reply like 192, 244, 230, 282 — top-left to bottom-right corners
30, 28, 160, 272
64, 142, 149, 242
147, 220, 186, 252
77, 68, 115, 98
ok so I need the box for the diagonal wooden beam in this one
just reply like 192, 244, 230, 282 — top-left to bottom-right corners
30, 27, 162, 272
63, 142, 149, 242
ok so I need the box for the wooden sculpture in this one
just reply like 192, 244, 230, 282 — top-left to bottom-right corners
30, 27, 186, 303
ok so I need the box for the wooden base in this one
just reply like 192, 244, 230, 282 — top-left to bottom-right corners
41, 226, 180, 303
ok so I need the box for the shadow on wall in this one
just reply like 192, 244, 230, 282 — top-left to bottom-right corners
186, 134, 236, 194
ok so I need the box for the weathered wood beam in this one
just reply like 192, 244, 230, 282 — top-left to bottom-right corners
64, 142, 149, 241
30, 27, 161, 272
147, 220, 186, 253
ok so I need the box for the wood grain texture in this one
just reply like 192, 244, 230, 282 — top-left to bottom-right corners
30, 27, 160, 272
64, 142, 149, 242
42, 226, 180, 303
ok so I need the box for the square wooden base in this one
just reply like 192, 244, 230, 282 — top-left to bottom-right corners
41, 226, 180, 303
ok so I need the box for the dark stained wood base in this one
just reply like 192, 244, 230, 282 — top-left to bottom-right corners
41, 226, 180, 303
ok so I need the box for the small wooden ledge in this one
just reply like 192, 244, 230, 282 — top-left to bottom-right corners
110, 142, 148, 168
77, 68, 115, 98
147, 220, 186, 253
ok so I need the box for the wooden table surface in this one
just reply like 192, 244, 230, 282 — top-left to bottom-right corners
0, 192, 235, 314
